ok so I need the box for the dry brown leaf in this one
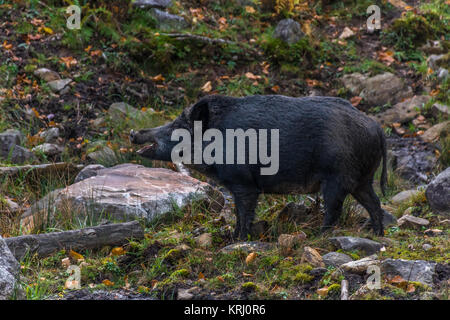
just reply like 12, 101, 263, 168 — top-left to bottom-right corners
245, 252, 257, 265
350, 96, 362, 107
201, 81, 212, 92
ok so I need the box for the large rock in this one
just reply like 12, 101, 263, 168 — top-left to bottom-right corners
387, 137, 437, 184
32, 143, 64, 157
108, 102, 142, 121
39, 128, 60, 143
381, 258, 436, 287
87, 147, 117, 164
273, 19, 304, 44
341, 72, 413, 107
397, 215, 430, 229
150, 8, 188, 30
329, 237, 382, 256
0, 130, 35, 164
20, 164, 224, 230
426, 168, 450, 216
371, 95, 430, 126
47, 79, 72, 93
0, 236, 20, 300
322, 252, 353, 267
132, 0, 172, 9
420, 121, 449, 143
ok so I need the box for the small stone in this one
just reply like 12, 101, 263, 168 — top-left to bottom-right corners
278, 232, 306, 254
87, 147, 117, 164
391, 190, 420, 205
301, 246, 325, 268
340, 255, 379, 274
431, 103, 449, 119
220, 241, 273, 253
339, 27, 355, 39
322, 252, 353, 267
34, 68, 60, 82
273, 19, 304, 44
195, 233, 212, 248
422, 244, 433, 251
177, 288, 194, 300
32, 143, 64, 156
397, 215, 430, 229
310, 267, 327, 278
47, 79, 72, 93
424, 228, 443, 236
39, 128, 60, 143
316, 287, 329, 297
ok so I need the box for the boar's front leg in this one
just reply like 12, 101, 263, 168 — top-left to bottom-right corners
230, 185, 259, 240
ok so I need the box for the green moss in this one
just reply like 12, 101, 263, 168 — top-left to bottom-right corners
170, 268, 189, 279
293, 272, 313, 284
241, 282, 258, 292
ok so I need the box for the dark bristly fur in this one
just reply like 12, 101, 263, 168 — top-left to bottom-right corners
130, 95, 388, 239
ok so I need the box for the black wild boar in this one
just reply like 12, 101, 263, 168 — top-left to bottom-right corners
130, 95, 387, 239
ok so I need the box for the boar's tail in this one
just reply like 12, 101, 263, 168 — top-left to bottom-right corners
380, 128, 388, 196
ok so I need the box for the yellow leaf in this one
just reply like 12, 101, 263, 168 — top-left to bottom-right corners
198, 272, 205, 280
43, 27, 53, 35
111, 247, 126, 256
69, 250, 84, 261
102, 279, 114, 286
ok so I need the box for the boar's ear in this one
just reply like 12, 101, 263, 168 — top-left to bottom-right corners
187, 98, 209, 128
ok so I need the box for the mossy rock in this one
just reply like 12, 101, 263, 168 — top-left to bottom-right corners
241, 282, 258, 292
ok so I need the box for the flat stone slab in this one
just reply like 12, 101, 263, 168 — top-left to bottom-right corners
21, 164, 223, 231
220, 241, 274, 253
329, 236, 383, 256
381, 258, 436, 287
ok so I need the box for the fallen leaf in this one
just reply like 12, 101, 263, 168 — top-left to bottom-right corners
245, 252, 257, 265
111, 247, 126, 256
102, 279, 114, 286
350, 96, 362, 107
317, 287, 329, 297
201, 81, 212, 92
198, 272, 205, 280
69, 250, 84, 262
245, 6, 256, 14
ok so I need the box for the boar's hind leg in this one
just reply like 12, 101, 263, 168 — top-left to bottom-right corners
321, 180, 349, 233
351, 183, 384, 236
230, 186, 259, 240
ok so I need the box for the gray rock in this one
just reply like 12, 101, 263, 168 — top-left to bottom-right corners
34, 68, 60, 82
371, 95, 430, 126
421, 121, 449, 143
329, 236, 383, 256
341, 73, 368, 95
0, 129, 24, 145
431, 103, 449, 119
381, 258, 436, 287
39, 128, 60, 143
437, 68, 449, 82
220, 241, 274, 253
132, 0, 173, 9
47, 79, 72, 93
427, 54, 445, 71
397, 215, 430, 229
273, 19, 304, 44
0, 132, 35, 164
347, 72, 413, 107
322, 252, 353, 267
340, 254, 379, 274
422, 244, 433, 251
0, 236, 20, 300
420, 40, 445, 55
150, 8, 188, 30
177, 288, 194, 300
391, 189, 420, 205
387, 137, 438, 184
426, 167, 450, 216
195, 233, 212, 248
20, 164, 223, 230
32, 143, 64, 157
108, 102, 142, 121
87, 147, 117, 164
74, 164, 106, 183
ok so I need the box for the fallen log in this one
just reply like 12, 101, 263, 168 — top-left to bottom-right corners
0, 162, 84, 178
5, 221, 144, 260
